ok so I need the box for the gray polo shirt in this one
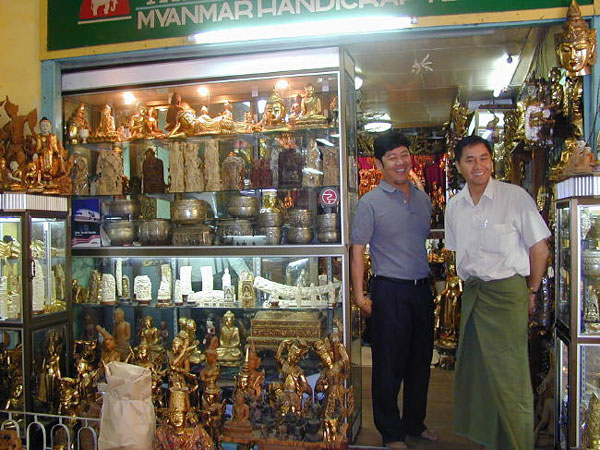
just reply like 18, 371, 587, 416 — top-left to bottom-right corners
351, 180, 431, 279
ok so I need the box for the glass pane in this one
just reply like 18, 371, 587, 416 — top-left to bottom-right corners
0, 329, 24, 411
32, 325, 68, 414
0, 217, 22, 323
556, 205, 570, 328
579, 344, 600, 447
31, 217, 67, 316
557, 339, 569, 449
579, 205, 600, 334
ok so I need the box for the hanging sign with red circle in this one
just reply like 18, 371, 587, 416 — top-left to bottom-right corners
320, 188, 339, 207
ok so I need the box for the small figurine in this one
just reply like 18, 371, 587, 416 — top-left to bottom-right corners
142, 147, 166, 194
159, 320, 169, 348
278, 147, 304, 187
217, 311, 242, 366
95, 325, 121, 366
66, 103, 90, 145
237, 271, 255, 308
221, 152, 245, 190
90, 104, 118, 142
153, 387, 214, 450
139, 315, 163, 356
223, 390, 253, 438
71, 153, 90, 195
113, 307, 131, 359
96, 145, 125, 195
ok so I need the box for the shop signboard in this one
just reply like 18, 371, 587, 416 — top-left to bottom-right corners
46, 0, 592, 52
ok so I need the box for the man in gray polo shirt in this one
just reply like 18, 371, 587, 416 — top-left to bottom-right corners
351, 131, 436, 449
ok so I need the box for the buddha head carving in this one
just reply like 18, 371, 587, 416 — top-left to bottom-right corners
555, 0, 597, 76
264, 93, 286, 127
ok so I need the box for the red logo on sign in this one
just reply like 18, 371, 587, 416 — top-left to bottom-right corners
320, 188, 339, 206
79, 0, 131, 21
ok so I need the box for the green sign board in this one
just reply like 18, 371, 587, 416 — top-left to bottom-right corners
47, 0, 591, 52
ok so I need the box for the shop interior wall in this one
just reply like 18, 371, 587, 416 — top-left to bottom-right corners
0, 1, 41, 115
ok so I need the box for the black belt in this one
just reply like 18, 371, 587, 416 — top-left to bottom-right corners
374, 275, 430, 286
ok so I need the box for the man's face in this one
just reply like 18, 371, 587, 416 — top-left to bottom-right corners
375, 146, 412, 188
456, 143, 493, 188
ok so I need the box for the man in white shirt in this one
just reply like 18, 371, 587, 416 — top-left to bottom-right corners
444, 135, 550, 450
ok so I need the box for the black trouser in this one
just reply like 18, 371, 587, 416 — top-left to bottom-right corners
370, 276, 434, 444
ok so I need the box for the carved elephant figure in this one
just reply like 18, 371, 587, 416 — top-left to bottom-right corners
91, 0, 117, 16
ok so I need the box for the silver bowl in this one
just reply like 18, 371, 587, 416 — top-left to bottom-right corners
317, 228, 340, 243
173, 224, 214, 246
256, 226, 282, 245
227, 196, 259, 218
105, 199, 141, 218
170, 199, 208, 224
257, 211, 283, 227
103, 220, 135, 246
288, 209, 313, 227
287, 226, 314, 244
316, 213, 338, 230
137, 219, 172, 245
583, 249, 600, 279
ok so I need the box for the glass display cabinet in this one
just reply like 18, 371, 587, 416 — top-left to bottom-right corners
0, 194, 70, 417
62, 47, 361, 442
555, 178, 600, 449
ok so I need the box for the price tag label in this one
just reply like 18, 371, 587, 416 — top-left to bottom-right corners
320, 188, 339, 207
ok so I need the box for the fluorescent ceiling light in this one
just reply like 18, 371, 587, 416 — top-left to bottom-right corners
490, 54, 519, 97
354, 75, 364, 90
364, 122, 392, 132
192, 16, 415, 45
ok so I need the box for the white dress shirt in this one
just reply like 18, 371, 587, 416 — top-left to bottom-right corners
444, 179, 550, 281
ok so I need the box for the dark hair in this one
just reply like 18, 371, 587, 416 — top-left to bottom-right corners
454, 135, 493, 161
373, 131, 411, 161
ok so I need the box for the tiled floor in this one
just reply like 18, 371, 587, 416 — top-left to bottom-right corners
352, 346, 481, 450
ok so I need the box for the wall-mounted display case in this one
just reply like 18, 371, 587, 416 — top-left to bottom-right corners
62, 47, 361, 444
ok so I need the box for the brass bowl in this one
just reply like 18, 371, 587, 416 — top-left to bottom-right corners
227, 196, 259, 218
216, 219, 253, 237
137, 219, 172, 245
316, 213, 338, 230
103, 220, 135, 246
172, 224, 214, 246
170, 199, 208, 224
287, 226, 314, 244
256, 226, 282, 245
317, 228, 340, 243
288, 209, 313, 227
257, 211, 283, 227
106, 199, 141, 218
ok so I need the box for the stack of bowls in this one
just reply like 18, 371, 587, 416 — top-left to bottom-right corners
170, 199, 213, 246
256, 210, 283, 245
316, 213, 339, 243
102, 199, 140, 246
287, 209, 314, 244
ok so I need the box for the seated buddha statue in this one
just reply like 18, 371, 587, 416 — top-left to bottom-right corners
91, 104, 118, 142
139, 315, 163, 356
217, 310, 242, 366
296, 84, 327, 127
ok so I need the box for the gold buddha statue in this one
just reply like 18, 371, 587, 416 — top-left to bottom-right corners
217, 311, 242, 366
90, 104, 118, 142
223, 390, 252, 438
139, 315, 163, 357
555, 0, 597, 77
236, 342, 265, 403
583, 392, 600, 450
435, 262, 463, 348
66, 103, 90, 145
296, 83, 327, 127
177, 317, 204, 364
262, 92, 287, 129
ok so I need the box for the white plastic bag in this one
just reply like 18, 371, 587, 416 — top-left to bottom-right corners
98, 362, 156, 450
